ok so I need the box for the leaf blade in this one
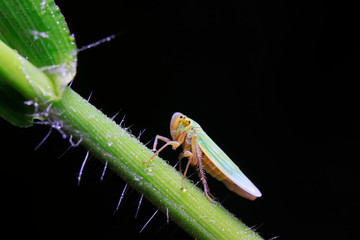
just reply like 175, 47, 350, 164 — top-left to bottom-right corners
0, 0, 77, 96
0, 0, 77, 126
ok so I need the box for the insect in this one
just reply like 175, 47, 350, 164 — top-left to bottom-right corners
142, 112, 262, 201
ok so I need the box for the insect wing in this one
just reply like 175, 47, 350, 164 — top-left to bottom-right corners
196, 128, 261, 198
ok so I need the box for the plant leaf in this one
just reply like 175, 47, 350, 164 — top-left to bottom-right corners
0, 0, 77, 126
0, 0, 77, 95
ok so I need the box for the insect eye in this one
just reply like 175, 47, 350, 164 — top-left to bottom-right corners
183, 119, 191, 126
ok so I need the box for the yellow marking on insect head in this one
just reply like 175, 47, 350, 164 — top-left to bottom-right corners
181, 115, 191, 126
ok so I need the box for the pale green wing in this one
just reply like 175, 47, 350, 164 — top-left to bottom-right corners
194, 122, 262, 198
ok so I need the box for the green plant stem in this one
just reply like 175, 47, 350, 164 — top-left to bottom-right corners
49, 88, 262, 240
0, 39, 263, 239
0, 40, 56, 102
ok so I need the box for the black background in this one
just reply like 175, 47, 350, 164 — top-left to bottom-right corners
1, 1, 359, 239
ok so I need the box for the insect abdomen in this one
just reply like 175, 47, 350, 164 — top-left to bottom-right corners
201, 154, 258, 200
201, 154, 229, 182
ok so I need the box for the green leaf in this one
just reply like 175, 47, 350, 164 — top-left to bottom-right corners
0, 0, 77, 126
0, 0, 77, 95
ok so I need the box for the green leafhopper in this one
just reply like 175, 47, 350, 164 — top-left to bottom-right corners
143, 112, 261, 201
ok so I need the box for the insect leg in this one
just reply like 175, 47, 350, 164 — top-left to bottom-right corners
191, 135, 214, 201
180, 151, 193, 191
142, 136, 180, 164
197, 158, 215, 201
178, 150, 191, 173
151, 135, 172, 151
178, 152, 184, 173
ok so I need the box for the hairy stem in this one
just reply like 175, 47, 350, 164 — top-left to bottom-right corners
47, 87, 262, 240
0, 36, 262, 239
